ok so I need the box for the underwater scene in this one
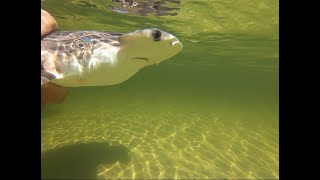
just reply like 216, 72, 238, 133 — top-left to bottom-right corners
41, 0, 279, 179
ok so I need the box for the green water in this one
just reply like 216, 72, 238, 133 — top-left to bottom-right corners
41, 0, 279, 179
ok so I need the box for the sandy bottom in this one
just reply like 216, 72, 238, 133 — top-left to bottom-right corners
41, 104, 278, 179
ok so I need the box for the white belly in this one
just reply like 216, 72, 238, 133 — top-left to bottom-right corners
52, 60, 147, 87
53, 49, 150, 87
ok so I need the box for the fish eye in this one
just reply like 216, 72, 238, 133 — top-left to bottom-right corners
152, 30, 161, 41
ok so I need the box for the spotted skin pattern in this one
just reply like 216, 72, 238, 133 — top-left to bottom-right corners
41, 31, 122, 84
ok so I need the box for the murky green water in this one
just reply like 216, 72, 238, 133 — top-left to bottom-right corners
41, 0, 279, 179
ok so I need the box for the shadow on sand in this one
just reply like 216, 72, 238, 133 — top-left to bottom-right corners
41, 142, 131, 179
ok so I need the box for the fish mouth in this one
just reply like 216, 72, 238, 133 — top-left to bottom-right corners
131, 57, 149, 61
170, 39, 182, 47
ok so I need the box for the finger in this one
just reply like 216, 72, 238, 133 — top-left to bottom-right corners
41, 9, 58, 38
41, 83, 69, 104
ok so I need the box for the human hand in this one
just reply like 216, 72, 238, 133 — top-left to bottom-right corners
41, 9, 69, 109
